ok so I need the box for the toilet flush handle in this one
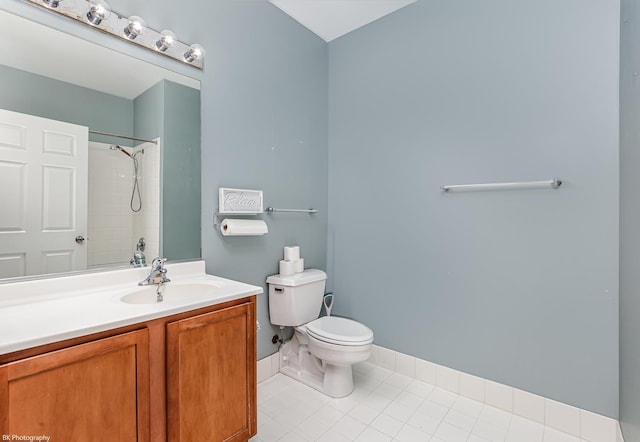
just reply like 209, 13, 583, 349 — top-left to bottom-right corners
323, 292, 334, 317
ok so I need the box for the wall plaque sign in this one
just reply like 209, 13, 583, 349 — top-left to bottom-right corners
218, 188, 263, 214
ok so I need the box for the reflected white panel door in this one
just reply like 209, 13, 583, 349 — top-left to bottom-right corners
0, 109, 88, 278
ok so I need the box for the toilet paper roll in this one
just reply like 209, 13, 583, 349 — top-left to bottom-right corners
293, 258, 304, 273
220, 219, 268, 236
284, 246, 300, 261
279, 260, 295, 276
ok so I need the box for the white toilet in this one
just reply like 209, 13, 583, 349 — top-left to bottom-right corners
267, 269, 374, 398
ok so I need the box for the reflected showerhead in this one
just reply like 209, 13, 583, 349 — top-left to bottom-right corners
110, 145, 132, 158
106, 144, 144, 212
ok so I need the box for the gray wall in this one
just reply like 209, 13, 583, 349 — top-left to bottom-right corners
199, 2, 328, 359
620, 0, 640, 437
162, 81, 201, 261
0, 64, 133, 144
328, 0, 620, 418
134, 80, 201, 261
134, 81, 163, 143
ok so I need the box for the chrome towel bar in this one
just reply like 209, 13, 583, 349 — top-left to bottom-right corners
213, 207, 317, 226
265, 207, 318, 213
441, 178, 562, 193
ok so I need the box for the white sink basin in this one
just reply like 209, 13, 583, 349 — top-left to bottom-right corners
120, 282, 221, 304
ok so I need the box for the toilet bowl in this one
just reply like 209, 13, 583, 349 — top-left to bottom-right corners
267, 270, 374, 397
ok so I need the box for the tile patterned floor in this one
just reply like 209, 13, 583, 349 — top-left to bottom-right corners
250, 362, 592, 442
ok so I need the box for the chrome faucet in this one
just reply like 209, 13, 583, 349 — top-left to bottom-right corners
130, 252, 146, 267
130, 237, 146, 267
139, 257, 171, 302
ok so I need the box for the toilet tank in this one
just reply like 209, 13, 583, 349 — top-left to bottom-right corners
267, 269, 327, 327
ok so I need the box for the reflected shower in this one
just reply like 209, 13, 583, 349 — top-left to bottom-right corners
110, 145, 144, 212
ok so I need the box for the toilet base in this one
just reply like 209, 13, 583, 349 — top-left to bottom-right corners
279, 337, 355, 398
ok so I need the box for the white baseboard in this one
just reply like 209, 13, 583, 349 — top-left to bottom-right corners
368, 344, 621, 442
257, 352, 281, 383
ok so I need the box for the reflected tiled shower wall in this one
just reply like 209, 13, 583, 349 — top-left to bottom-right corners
87, 141, 159, 268
132, 140, 160, 261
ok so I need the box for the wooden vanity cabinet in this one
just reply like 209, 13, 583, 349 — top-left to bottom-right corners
0, 296, 257, 442
0, 330, 150, 442
166, 301, 257, 442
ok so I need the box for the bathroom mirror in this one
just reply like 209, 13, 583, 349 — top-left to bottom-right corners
0, 9, 201, 281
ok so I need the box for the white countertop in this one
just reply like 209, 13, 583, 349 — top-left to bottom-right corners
0, 260, 263, 355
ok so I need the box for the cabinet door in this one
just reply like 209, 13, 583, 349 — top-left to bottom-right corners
0, 330, 149, 442
167, 301, 256, 442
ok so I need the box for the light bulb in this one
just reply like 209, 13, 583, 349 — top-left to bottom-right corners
184, 43, 205, 63
124, 16, 145, 39
155, 30, 177, 52
42, 0, 61, 8
86, 0, 111, 25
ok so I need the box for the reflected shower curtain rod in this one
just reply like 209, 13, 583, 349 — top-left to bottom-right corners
89, 129, 158, 145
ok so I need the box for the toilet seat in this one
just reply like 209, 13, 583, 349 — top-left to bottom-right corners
305, 316, 374, 346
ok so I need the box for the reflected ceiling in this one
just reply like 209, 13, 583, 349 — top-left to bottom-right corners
0, 10, 199, 99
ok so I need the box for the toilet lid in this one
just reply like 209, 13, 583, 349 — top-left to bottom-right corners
306, 316, 374, 346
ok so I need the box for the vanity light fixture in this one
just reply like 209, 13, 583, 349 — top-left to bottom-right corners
86, 0, 111, 26
156, 30, 177, 52
124, 16, 145, 40
41, 0, 61, 8
24, 0, 205, 69
184, 44, 205, 63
